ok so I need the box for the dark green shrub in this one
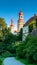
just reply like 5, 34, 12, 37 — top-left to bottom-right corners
33, 49, 37, 63
7, 44, 16, 54
2, 51, 13, 58
24, 36, 37, 63
16, 35, 37, 64
16, 42, 26, 58
0, 59, 3, 65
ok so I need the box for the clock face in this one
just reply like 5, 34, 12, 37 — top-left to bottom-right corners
21, 16, 22, 18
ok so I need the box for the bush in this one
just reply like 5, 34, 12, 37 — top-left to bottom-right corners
33, 49, 37, 63
0, 58, 3, 65
2, 51, 13, 58
16, 42, 26, 58
24, 36, 37, 63
16, 35, 37, 64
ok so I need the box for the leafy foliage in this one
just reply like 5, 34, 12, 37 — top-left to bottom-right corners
0, 58, 3, 65
0, 18, 7, 41
2, 51, 12, 58
16, 35, 37, 64
17, 28, 23, 41
36, 19, 37, 27
28, 24, 33, 33
0, 18, 7, 30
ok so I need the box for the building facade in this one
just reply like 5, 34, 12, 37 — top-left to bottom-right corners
23, 14, 37, 41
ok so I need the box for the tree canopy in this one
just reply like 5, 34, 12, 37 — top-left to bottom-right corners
0, 18, 7, 30
0, 18, 7, 41
17, 28, 23, 41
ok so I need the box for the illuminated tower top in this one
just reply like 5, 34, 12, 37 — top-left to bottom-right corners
19, 10, 23, 20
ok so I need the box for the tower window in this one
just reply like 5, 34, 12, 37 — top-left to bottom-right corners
21, 16, 22, 18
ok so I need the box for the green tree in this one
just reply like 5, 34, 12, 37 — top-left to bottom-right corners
0, 18, 7, 30
0, 18, 7, 41
18, 28, 23, 41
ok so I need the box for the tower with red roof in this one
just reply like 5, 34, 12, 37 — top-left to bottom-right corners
10, 19, 14, 33
17, 10, 24, 32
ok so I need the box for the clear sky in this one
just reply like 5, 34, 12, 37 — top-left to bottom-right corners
0, 0, 37, 30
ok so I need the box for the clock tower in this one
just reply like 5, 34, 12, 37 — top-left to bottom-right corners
17, 10, 24, 32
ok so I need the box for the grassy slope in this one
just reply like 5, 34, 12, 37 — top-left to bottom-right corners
15, 57, 37, 65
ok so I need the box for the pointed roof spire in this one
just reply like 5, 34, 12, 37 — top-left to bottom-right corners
11, 18, 14, 24
10, 18, 14, 27
19, 9, 23, 15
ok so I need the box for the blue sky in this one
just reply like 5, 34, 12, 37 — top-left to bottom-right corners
0, 0, 37, 29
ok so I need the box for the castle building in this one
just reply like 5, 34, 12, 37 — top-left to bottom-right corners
17, 10, 24, 32
10, 19, 14, 33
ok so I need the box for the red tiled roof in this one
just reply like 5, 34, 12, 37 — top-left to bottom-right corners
19, 10, 23, 15
23, 15, 37, 27
10, 24, 14, 27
